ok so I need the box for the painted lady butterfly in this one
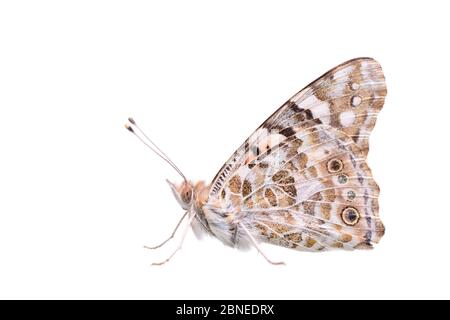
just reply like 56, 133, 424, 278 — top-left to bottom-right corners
126, 57, 386, 265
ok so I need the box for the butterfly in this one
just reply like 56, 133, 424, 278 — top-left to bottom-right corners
126, 57, 387, 265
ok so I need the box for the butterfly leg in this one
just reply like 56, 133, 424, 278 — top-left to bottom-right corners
151, 212, 196, 266
239, 223, 285, 266
144, 211, 188, 250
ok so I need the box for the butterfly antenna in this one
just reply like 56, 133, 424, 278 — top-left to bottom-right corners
125, 118, 187, 182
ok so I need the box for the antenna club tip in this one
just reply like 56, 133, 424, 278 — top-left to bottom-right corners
125, 123, 134, 132
128, 117, 136, 125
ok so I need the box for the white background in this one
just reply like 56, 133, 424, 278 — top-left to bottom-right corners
1, 1, 449, 300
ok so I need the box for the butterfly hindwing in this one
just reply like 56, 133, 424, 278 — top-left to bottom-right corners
244, 129, 383, 251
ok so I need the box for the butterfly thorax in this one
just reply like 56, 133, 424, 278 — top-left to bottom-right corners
193, 181, 209, 206
188, 181, 213, 238
181, 180, 247, 247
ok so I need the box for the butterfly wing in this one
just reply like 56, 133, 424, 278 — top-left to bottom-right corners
206, 57, 386, 250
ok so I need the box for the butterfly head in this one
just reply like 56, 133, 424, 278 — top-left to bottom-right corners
167, 180, 194, 210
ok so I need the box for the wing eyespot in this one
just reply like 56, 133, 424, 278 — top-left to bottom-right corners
337, 174, 348, 184
327, 159, 344, 173
346, 190, 356, 201
341, 207, 360, 226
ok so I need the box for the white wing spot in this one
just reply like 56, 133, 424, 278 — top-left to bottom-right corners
351, 82, 360, 90
339, 111, 356, 127
351, 96, 362, 107
302, 95, 331, 125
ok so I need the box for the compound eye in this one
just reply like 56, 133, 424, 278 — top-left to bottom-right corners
182, 189, 192, 203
